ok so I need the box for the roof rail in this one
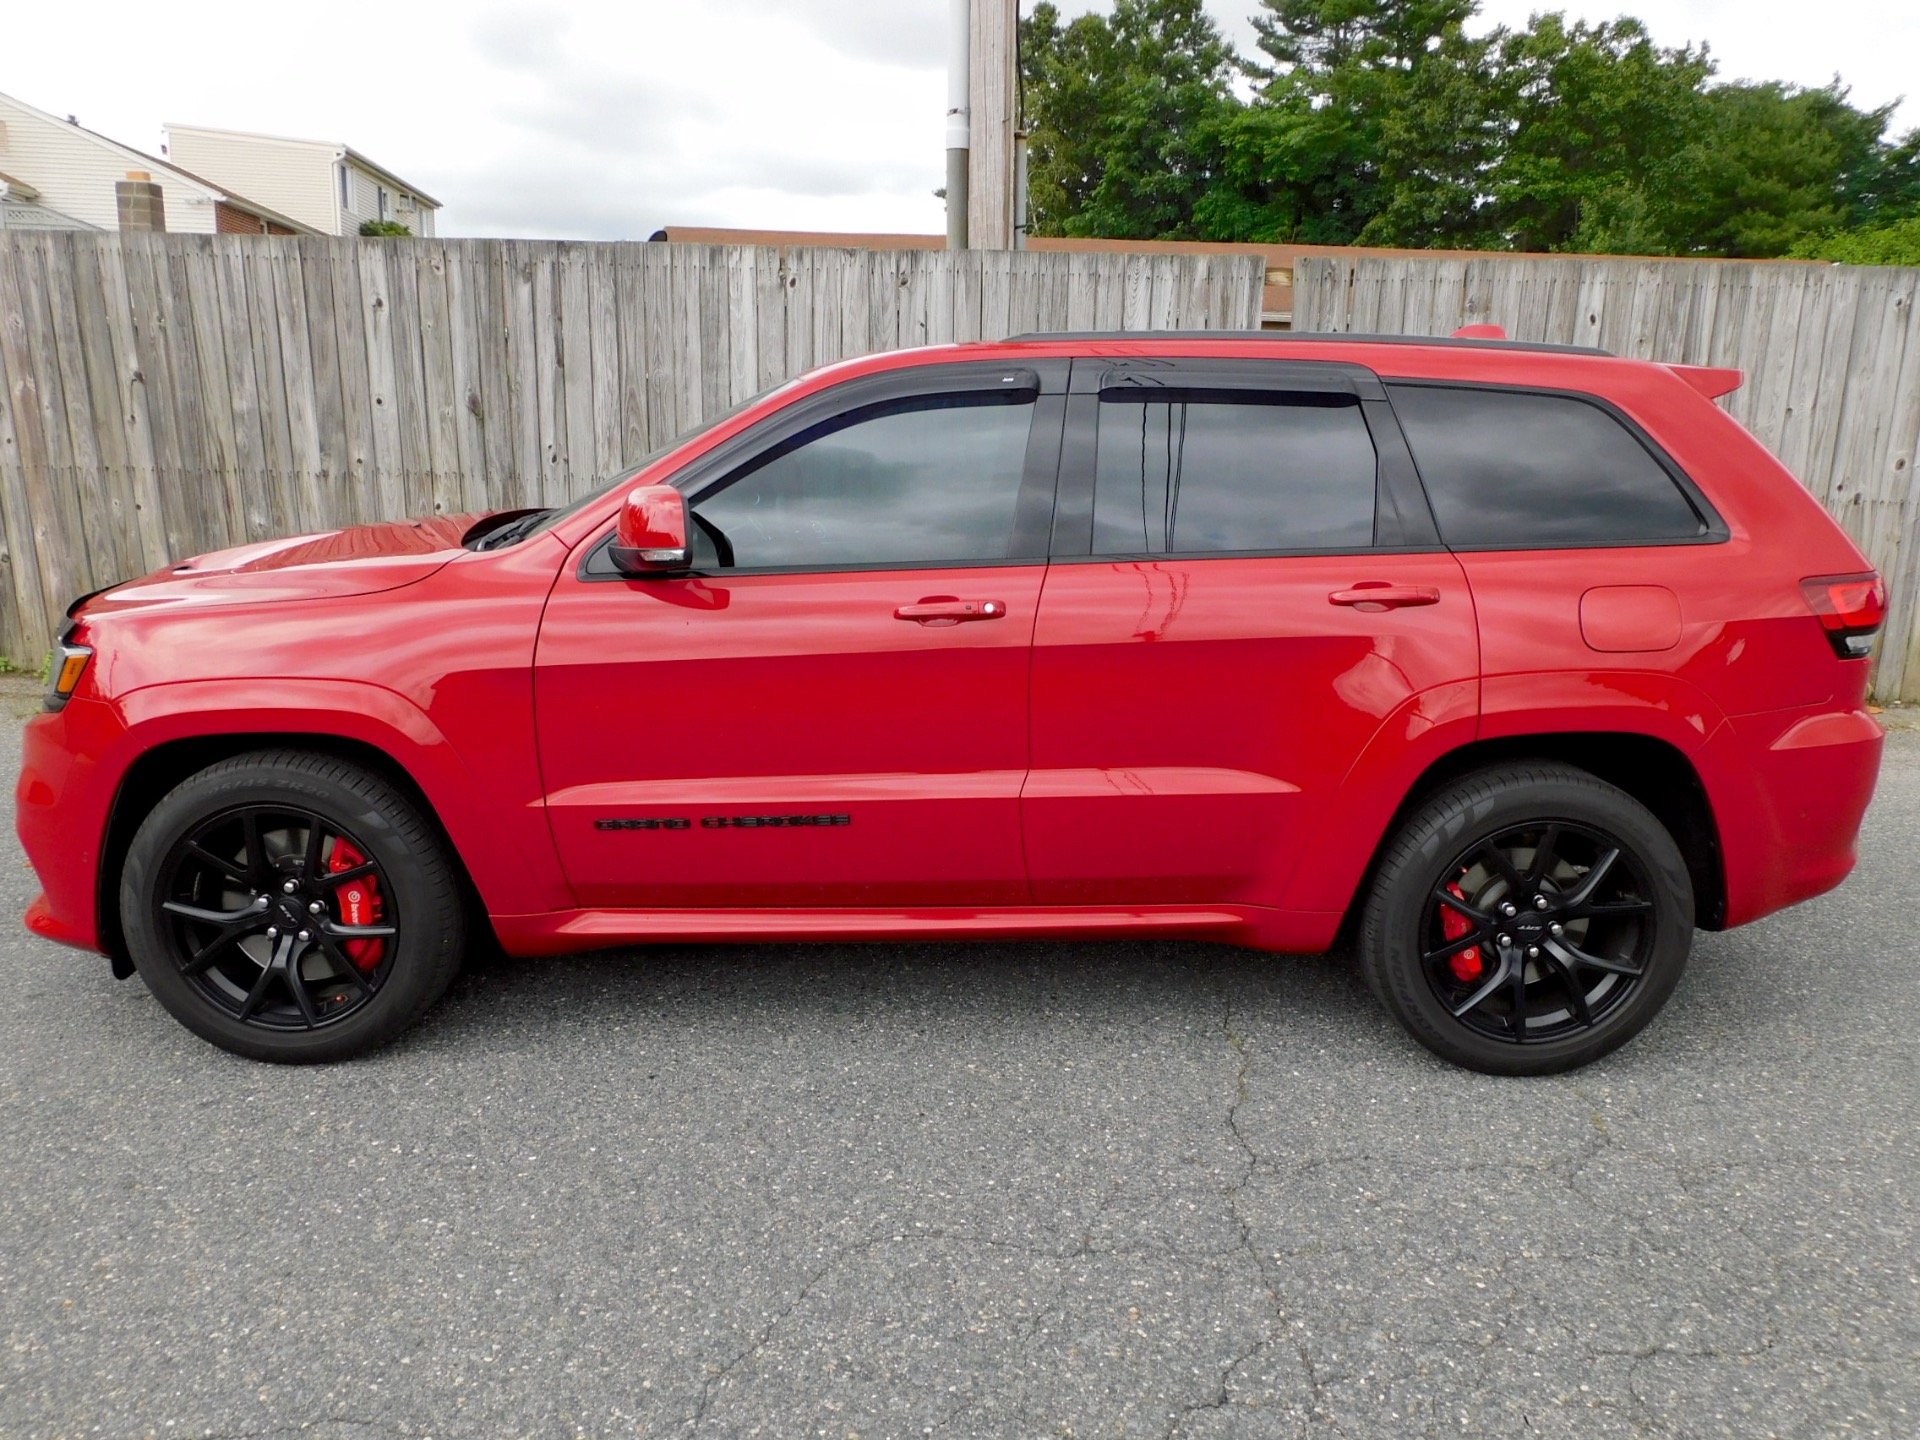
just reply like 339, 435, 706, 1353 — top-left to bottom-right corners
1006, 330, 1613, 358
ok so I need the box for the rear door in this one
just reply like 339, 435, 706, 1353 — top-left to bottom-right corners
1022, 357, 1479, 906
536, 360, 1067, 909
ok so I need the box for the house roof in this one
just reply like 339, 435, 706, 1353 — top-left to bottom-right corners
164, 121, 442, 208
0, 89, 318, 234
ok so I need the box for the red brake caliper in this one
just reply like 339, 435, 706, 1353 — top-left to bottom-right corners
328, 839, 385, 971
1441, 880, 1484, 984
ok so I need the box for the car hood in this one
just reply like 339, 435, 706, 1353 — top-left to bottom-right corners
82, 514, 485, 617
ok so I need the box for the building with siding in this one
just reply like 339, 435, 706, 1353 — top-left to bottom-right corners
0, 169, 99, 230
0, 89, 311, 236
165, 124, 440, 237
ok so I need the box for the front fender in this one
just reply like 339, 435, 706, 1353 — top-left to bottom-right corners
103, 678, 569, 920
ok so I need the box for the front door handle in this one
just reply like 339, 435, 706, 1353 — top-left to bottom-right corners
894, 598, 1007, 625
1329, 584, 1442, 610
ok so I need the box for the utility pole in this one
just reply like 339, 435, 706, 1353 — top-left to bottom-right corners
945, 0, 970, 250
951, 0, 1019, 249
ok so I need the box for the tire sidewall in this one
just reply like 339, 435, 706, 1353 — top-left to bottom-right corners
1364, 770, 1693, 1075
121, 755, 460, 1063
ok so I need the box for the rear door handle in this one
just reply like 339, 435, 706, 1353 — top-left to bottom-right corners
1328, 585, 1442, 609
894, 598, 1007, 625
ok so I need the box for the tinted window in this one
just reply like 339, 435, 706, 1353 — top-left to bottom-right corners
693, 394, 1034, 569
1091, 394, 1377, 555
1388, 384, 1707, 547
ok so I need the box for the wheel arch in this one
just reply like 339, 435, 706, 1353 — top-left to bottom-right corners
1331, 730, 1727, 951
96, 731, 486, 976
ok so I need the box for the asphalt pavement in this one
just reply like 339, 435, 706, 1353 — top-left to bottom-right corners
2, 689, 1916, 1438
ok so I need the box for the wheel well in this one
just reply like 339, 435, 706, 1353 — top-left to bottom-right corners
1335, 732, 1728, 948
96, 733, 484, 974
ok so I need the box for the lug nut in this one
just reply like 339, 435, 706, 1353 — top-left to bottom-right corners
1527, 945, 1541, 959
1497, 933, 1512, 948
282, 880, 298, 894
1550, 922, 1564, 937
1500, 902, 1518, 918
266, 926, 278, 939
297, 930, 310, 943
1534, 895, 1550, 910
308, 901, 324, 914
253, 896, 268, 908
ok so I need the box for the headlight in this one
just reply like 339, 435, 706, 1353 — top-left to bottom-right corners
45, 622, 93, 712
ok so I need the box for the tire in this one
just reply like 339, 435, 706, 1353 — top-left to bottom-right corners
120, 749, 466, 1063
1359, 762, 1692, 1076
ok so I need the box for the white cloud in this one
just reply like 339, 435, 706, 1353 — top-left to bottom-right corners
2, 0, 1909, 243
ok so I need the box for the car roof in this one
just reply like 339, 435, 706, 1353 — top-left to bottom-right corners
1008, 330, 1612, 358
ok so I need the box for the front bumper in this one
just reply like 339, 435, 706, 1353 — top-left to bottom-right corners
15, 697, 125, 956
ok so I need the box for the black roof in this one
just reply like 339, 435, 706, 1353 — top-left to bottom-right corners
1008, 330, 1612, 357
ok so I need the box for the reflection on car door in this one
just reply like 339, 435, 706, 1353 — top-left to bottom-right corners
535, 362, 1066, 910
1022, 358, 1479, 906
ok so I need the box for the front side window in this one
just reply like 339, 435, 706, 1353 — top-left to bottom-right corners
691, 393, 1036, 570
1090, 392, 1378, 555
1388, 383, 1709, 548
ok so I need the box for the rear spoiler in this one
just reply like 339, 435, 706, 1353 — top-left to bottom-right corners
1668, 364, 1744, 400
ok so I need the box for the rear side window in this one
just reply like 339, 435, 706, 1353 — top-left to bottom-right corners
1091, 393, 1377, 555
1387, 384, 1708, 548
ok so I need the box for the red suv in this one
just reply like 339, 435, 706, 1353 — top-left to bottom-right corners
15, 332, 1888, 1073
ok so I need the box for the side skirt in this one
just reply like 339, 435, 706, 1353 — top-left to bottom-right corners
489, 904, 1344, 957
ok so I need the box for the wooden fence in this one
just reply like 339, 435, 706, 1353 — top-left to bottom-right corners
1294, 253, 1920, 702
0, 232, 1263, 661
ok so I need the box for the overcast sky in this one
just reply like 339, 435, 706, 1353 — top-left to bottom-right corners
5, 0, 1913, 241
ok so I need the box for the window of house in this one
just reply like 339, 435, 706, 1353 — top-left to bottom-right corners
1387, 384, 1710, 548
377, 186, 388, 220
1090, 393, 1378, 555
339, 165, 349, 211
691, 394, 1037, 570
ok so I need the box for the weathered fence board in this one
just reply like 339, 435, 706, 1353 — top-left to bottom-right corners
1295, 253, 1920, 702
0, 234, 1260, 662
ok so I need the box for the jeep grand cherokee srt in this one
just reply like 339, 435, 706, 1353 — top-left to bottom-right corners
15, 330, 1888, 1073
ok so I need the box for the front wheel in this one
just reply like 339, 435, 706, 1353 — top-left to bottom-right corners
1359, 763, 1693, 1075
120, 750, 466, 1063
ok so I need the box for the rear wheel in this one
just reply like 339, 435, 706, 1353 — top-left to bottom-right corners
1360, 763, 1692, 1075
121, 750, 466, 1063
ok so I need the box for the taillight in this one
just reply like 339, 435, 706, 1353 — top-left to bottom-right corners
1800, 573, 1887, 660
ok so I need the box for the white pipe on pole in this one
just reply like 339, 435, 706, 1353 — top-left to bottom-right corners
946, 0, 971, 250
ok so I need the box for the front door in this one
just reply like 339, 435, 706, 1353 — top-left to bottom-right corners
535, 362, 1065, 910
1022, 358, 1480, 906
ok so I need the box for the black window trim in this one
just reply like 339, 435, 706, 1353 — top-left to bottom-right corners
580, 359, 1070, 581
1051, 356, 1444, 563
1383, 378, 1731, 552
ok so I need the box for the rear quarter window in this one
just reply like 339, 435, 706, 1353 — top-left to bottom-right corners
1387, 383, 1712, 548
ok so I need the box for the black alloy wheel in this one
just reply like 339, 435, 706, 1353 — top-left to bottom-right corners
157, 804, 398, 1031
1360, 762, 1693, 1075
122, 750, 466, 1063
1421, 821, 1655, 1045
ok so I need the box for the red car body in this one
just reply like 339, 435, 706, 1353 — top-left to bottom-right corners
16, 334, 1887, 974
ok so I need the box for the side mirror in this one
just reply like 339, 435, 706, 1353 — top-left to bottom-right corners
610, 485, 691, 575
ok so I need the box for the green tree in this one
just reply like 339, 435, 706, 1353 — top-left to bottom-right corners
1484, 15, 1711, 254
1226, 0, 1496, 245
1790, 215, 1920, 266
1020, 0, 1240, 239
1847, 127, 1920, 225
1661, 83, 1893, 256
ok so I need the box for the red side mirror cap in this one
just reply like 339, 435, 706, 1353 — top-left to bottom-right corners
611, 485, 691, 575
